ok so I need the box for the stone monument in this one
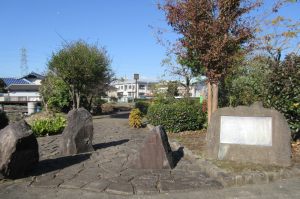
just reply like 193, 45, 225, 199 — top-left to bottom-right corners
206, 102, 291, 167
61, 108, 94, 155
0, 120, 39, 179
132, 125, 174, 169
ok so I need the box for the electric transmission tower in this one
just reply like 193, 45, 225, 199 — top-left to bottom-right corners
20, 47, 28, 76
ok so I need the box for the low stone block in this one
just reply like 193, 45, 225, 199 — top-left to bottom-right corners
61, 108, 94, 155
132, 125, 174, 169
0, 120, 39, 179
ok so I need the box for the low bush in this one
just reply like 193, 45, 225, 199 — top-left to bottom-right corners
30, 115, 66, 137
147, 100, 206, 133
129, 108, 142, 128
135, 101, 150, 115
0, 110, 9, 130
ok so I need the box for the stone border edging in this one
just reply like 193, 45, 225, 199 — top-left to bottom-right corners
169, 141, 300, 187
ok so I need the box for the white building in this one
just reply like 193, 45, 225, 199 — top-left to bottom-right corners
107, 79, 156, 102
0, 72, 44, 114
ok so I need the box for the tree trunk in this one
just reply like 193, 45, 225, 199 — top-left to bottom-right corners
212, 82, 218, 113
185, 77, 190, 97
76, 91, 80, 109
88, 96, 94, 112
207, 81, 212, 125
70, 86, 76, 110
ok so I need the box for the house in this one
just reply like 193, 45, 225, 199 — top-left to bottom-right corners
106, 77, 207, 102
107, 79, 156, 102
0, 72, 44, 114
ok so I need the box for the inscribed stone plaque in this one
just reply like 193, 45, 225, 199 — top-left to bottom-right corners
206, 102, 292, 167
220, 116, 272, 146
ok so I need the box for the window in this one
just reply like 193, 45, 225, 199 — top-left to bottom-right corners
125, 85, 127, 90
139, 85, 145, 90
121, 86, 123, 90
129, 85, 131, 89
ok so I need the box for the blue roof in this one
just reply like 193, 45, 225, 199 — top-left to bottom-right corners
1, 78, 30, 86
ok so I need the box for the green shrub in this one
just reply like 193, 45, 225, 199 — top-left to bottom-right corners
129, 108, 142, 128
135, 101, 150, 115
30, 115, 66, 137
0, 110, 9, 130
147, 100, 206, 133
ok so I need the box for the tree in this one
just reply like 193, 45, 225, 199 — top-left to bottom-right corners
219, 55, 270, 107
48, 40, 113, 109
265, 53, 300, 139
167, 81, 179, 97
162, 54, 195, 97
160, 0, 260, 123
39, 72, 71, 112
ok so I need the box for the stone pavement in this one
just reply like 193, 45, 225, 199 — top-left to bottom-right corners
0, 112, 222, 197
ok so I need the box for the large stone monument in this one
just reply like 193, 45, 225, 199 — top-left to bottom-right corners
132, 126, 174, 169
0, 120, 39, 179
61, 108, 94, 155
206, 102, 291, 167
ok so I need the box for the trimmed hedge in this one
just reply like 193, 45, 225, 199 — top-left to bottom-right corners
147, 100, 206, 133
135, 101, 150, 115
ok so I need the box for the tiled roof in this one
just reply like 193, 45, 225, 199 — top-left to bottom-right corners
1, 78, 30, 86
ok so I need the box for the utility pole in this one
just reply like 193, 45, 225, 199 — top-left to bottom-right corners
134, 74, 139, 101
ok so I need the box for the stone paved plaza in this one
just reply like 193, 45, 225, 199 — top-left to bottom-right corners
0, 112, 222, 197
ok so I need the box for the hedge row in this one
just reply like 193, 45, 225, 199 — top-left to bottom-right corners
147, 100, 206, 133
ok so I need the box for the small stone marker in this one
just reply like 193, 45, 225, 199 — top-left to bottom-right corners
0, 120, 39, 179
206, 102, 291, 167
133, 125, 174, 169
61, 108, 94, 155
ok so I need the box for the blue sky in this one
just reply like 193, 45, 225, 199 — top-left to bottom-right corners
0, 0, 299, 80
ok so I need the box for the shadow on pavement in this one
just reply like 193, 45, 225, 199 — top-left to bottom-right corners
29, 153, 91, 176
172, 147, 184, 168
93, 139, 130, 150
109, 112, 130, 119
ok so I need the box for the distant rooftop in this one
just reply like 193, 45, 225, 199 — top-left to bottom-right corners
22, 72, 45, 80
1, 78, 30, 86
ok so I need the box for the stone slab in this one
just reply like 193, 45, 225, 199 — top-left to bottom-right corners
61, 108, 94, 156
206, 102, 291, 167
131, 125, 174, 169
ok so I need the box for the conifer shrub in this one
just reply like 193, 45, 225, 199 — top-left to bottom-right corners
129, 108, 142, 128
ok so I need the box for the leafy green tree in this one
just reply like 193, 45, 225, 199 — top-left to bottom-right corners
265, 53, 300, 139
219, 56, 270, 107
167, 81, 179, 97
39, 72, 71, 112
48, 40, 113, 109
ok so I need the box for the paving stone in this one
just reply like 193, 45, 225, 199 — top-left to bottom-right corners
132, 178, 158, 194
32, 174, 64, 188
82, 179, 110, 192
59, 178, 89, 189
105, 181, 134, 195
